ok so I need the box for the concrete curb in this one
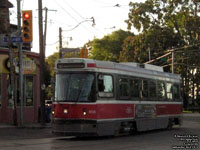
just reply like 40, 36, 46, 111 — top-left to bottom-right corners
0, 123, 52, 129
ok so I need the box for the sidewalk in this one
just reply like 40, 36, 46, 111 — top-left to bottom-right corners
0, 123, 55, 140
0, 122, 51, 129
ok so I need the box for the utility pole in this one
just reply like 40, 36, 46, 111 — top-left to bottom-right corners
43, 7, 57, 57
38, 0, 45, 126
59, 27, 62, 58
5, 0, 17, 126
59, 17, 95, 59
43, 7, 48, 57
17, 0, 24, 127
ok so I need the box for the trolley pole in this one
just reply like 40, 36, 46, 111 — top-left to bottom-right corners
38, 0, 45, 125
172, 50, 174, 74
17, 0, 24, 127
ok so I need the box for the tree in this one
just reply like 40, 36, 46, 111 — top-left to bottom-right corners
119, 34, 149, 63
120, 25, 183, 64
125, 0, 200, 109
45, 52, 59, 77
89, 29, 134, 62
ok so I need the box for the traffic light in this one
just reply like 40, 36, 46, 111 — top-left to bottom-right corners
80, 49, 88, 58
22, 10, 33, 42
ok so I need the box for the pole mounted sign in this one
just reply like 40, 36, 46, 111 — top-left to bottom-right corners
4, 36, 23, 43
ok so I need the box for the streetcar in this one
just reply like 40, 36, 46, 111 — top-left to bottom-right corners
52, 58, 182, 136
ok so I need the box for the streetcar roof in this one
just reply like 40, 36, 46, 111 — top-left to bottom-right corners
55, 58, 181, 81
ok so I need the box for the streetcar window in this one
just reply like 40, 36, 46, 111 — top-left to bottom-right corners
166, 83, 173, 100
98, 75, 113, 97
173, 84, 180, 99
149, 81, 156, 99
130, 79, 140, 99
55, 73, 95, 102
157, 82, 166, 100
141, 80, 148, 98
119, 78, 129, 99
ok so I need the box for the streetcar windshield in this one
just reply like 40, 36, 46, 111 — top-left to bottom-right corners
55, 73, 95, 102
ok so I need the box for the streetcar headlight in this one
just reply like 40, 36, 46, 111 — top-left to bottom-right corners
83, 111, 87, 116
83, 108, 87, 116
52, 111, 55, 115
63, 109, 68, 114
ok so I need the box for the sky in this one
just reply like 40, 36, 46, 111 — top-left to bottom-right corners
9, 0, 144, 57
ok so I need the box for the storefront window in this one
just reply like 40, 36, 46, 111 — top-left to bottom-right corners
7, 75, 34, 107
25, 76, 33, 106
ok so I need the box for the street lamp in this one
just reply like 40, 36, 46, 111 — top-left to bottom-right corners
104, 26, 116, 30
62, 17, 95, 32
59, 17, 95, 58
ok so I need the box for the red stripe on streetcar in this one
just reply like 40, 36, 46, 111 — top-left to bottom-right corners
53, 103, 182, 120
53, 103, 135, 119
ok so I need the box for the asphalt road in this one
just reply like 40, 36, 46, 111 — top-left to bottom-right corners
0, 113, 199, 150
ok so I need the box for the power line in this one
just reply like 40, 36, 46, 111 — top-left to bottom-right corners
91, 0, 114, 6
145, 43, 200, 64
60, 0, 97, 35
62, 0, 84, 20
54, 0, 96, 36
54, 0, 79, 23
46, 41, 59, 46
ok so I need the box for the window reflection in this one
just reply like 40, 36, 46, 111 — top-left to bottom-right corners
55, 73, 95, 102
166, 83, 173, 100
98, 74, 113, 97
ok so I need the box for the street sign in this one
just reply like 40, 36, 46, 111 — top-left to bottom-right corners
4, 36, 23, 43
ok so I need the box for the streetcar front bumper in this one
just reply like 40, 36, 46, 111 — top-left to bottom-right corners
52, 119, 98, 136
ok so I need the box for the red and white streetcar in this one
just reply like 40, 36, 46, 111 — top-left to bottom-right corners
52, 58, 182, 136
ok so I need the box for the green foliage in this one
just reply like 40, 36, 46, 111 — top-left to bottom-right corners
45, 52, 59, 77
119, 34, 149, 63
89, 29, 133, 62
125, 0, 200, 106
44, 52, 59, 100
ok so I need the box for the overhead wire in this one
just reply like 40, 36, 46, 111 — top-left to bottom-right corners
54, 0, 79, 23
46, 41, 59, 46
90, 0, 114, 6
60, 0, 97, 36
54, 0, 96, 36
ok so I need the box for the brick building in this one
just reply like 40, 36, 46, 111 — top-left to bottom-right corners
0, 48, 40, 124
0, 0, 12, 34
0, 1, 41, 125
